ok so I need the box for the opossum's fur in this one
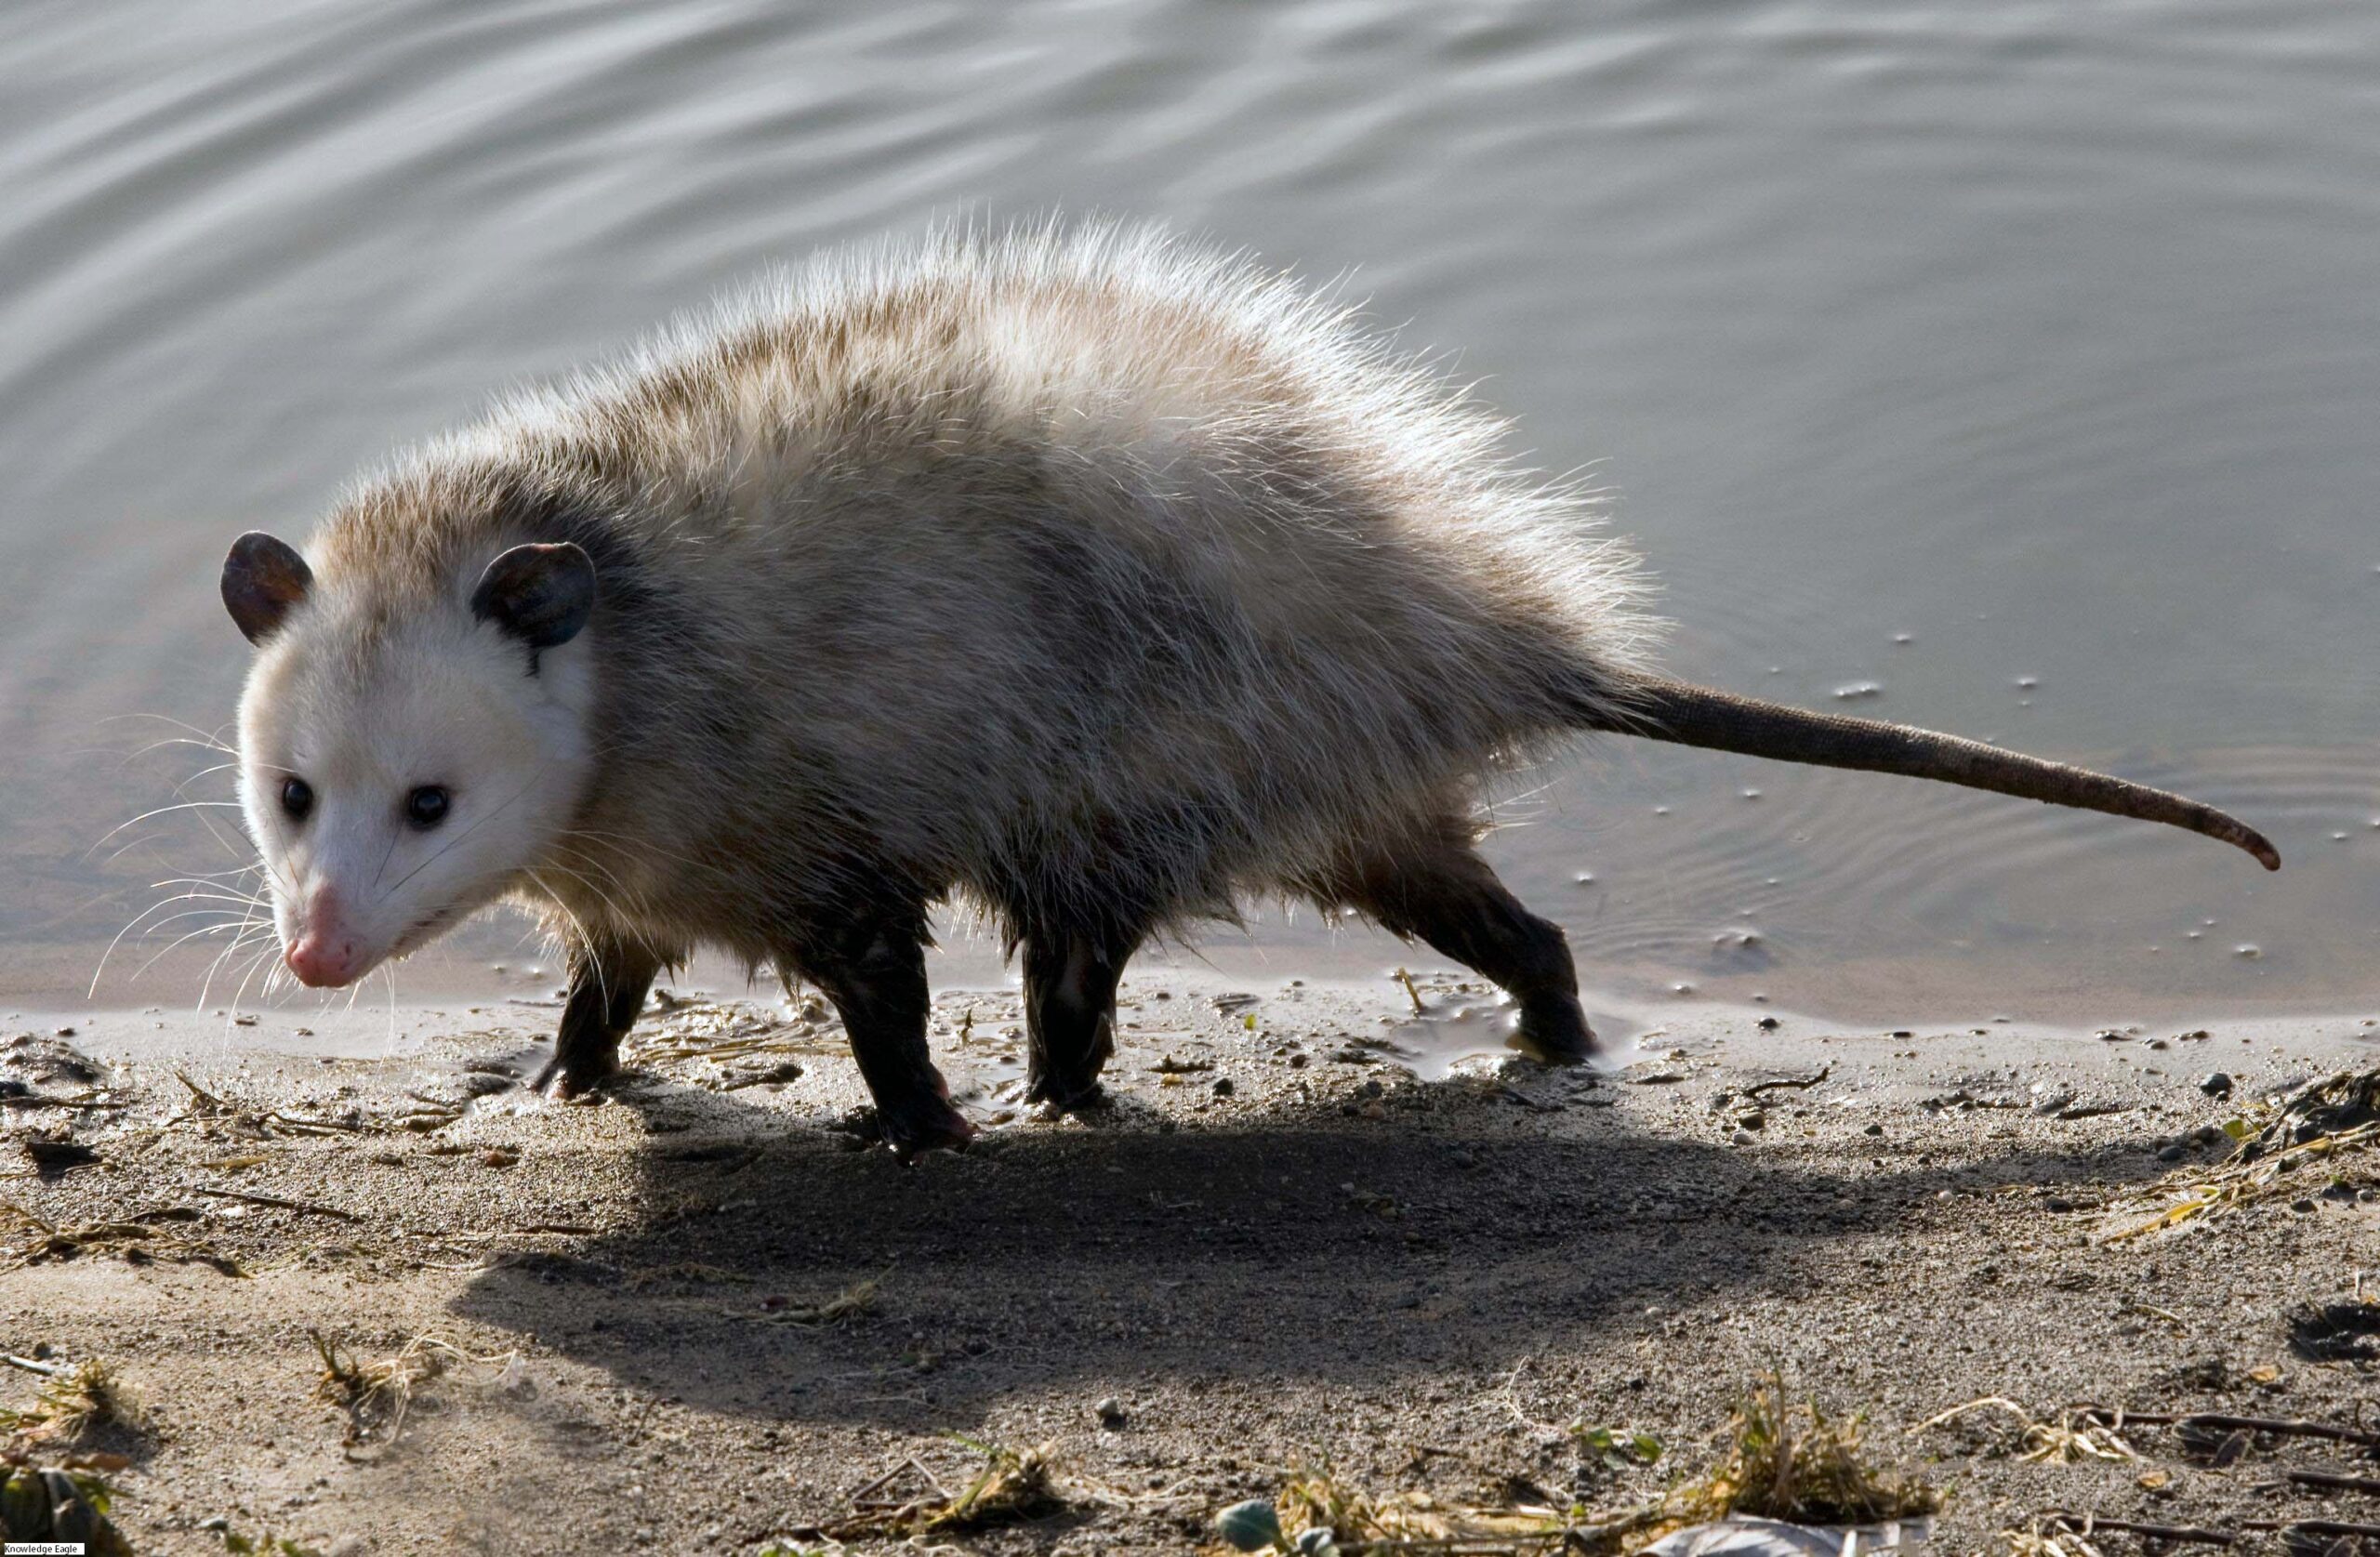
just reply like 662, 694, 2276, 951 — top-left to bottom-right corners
294, 223, 1660, 967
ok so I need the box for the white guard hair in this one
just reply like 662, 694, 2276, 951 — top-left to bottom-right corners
239, 221, 1660, 982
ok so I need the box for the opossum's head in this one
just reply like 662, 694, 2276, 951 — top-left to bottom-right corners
220, 532, 601, 988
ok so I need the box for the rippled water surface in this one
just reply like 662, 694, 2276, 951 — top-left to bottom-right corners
5, 0, 2376, 1020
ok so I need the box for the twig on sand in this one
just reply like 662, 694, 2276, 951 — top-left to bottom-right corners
1743, 1064, 1833, 1098
2075, 1409, 2380, 1451
2280, 1469, 2380, 1497
2044, 1513, 2237, 1547
192, 1185, 363, 1221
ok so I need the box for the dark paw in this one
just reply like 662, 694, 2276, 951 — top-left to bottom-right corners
532, 1049, 618, 1100
879, 1100, 977, 1164
1023, 1072, 1108, 1115
1509, 996, 1597, 1066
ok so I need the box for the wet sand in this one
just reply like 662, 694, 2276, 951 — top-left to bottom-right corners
4, 968, 2376, 1554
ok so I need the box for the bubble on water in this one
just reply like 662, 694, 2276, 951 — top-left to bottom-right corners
1833, 681, 1883, 701
1892, 632, 1913, 644
1740, 787, 1762, 799
2234, 943, 2262, 960
1573, 870, 1595, 885
2016, 675, 2040, 689
1654, 805, 1672, 815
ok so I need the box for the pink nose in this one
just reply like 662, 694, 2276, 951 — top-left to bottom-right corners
286, 891, 361, 987
286, 937, 359, 987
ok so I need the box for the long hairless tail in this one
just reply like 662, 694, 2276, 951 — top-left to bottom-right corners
1586, 676, 2280, 870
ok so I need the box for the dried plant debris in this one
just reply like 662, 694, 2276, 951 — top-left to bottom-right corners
214, 1526, 327, 1555
310, 1329, 518, 1458
2109, 1066, 2380, 1238
630, 998, 841, 1070
171, 1070, 376, 1140
0, 1458, 132, 1555
817, 1437, 1073, 1539
1219, 1378, 1937, 1556
2005, 1521, 2109, 1557
1, 1199, 245, 1275
756, 1268, 887, 1326
1920, 1398, 2142, 1464
1265, 1463, 1586, 1552
1663, 1375, 1940, 1534
0, 1355, 136, 1445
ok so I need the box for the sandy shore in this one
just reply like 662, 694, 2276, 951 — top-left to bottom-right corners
3, 965, 2376, 1554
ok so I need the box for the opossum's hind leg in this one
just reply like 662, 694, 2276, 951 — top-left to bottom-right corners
535, 938, 665, 1097
1018, 918, 1142, 1112
1316, 819, 1595, 1064
787, 902, 973, 1161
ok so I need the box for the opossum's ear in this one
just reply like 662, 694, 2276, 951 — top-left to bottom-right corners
470, 542, 596, 653
222, 532, 313, 645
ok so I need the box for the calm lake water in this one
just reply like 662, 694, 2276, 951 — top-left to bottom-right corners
4, 0, 2376, 1022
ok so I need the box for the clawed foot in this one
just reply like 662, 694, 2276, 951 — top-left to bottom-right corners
1507, 995, 1598, 1066
531, 1049, 618, 1100
1024, 1071, 1108, 1116
849, 1098, 976, 1164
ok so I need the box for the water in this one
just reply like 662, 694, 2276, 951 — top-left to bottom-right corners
5, 0, 2377, 1022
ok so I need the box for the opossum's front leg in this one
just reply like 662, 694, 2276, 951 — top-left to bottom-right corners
1021, 926, 1138, 1110
790, 908, 974, 1162
535, 939, 664, 1097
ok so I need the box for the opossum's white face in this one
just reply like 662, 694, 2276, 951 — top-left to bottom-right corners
221, 534, 600, 989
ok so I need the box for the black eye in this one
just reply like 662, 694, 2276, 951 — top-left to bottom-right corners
404, 785, 451, 830
279, 776, 313, 821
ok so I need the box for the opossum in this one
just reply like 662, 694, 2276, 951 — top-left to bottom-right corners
218, 225, 2278, 1157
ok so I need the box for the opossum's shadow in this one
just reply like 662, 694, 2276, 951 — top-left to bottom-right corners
447, 1076, 2160, 1430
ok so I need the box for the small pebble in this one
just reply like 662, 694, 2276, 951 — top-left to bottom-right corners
1092, 1394, 1126, 1426
2199, 1073, 2234, 1100
1210, 1077, 1234, 1097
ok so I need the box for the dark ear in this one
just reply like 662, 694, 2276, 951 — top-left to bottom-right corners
469, 542, 596, 653
221, 532, 314, 645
